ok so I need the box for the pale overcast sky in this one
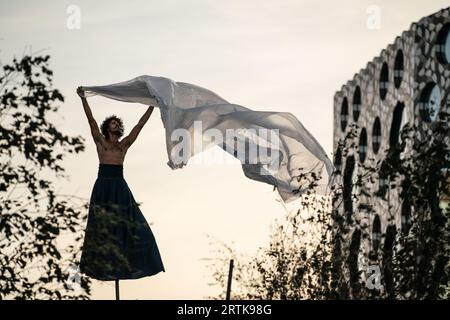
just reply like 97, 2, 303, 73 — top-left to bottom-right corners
1, 0, 448, 299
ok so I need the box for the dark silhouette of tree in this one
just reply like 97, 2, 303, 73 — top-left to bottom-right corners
0, 52, 91, 299
206, 106, 450, 300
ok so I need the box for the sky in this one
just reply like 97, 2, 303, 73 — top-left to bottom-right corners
1, 0, 449, 299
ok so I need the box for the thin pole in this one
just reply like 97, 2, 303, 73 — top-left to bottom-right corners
226, 259, 234, 300
115, 279, 120, 300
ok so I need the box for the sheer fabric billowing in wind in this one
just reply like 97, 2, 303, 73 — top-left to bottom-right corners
82, 75, 336, 203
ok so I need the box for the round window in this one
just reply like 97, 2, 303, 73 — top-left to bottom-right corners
436, 23, 450, 64
419, 83, 441, 122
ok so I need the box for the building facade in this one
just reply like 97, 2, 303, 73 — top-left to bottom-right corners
332, 7, 450, 282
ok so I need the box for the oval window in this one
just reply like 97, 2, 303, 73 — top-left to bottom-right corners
341, 97, 349, 131
436, 23, 450, 64
372, 117, 381, 154
353, 86, 362, 122
394, 50, 404, 89
379, 62, 389, 100
419, 83, 441, 123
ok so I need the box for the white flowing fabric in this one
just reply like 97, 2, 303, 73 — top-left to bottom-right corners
82, 75, 336, 203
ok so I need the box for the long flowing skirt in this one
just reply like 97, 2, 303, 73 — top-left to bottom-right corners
79, 163, 165, 280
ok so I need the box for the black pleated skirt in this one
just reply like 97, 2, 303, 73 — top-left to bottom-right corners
79, 163, 165, 280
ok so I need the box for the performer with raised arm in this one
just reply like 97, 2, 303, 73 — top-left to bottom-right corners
77, 86, 165, 294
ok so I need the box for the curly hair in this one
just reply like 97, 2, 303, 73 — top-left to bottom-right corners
100, 115, 124, 139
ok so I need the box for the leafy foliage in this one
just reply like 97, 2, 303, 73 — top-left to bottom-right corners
206, 107, 450, 300
0, 52, 91, 299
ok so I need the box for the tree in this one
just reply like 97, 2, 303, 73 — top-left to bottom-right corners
0, 52, 91, 299
205, 107, 450, 299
